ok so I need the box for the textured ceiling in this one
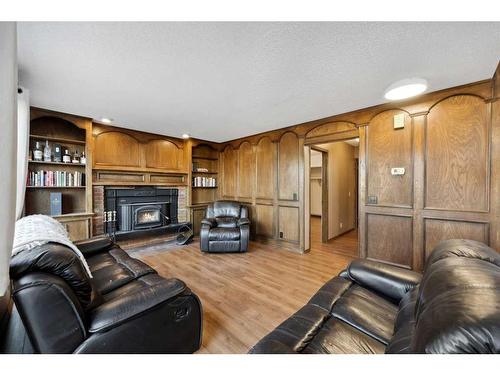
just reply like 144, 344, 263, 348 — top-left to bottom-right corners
17, 22, 500, 142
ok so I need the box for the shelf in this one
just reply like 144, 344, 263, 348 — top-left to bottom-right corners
192, 171, 218, 174
52, 212, 94, 219
26, 186, 86, 189
29, 160, 86, 167
192, 186, 218, 189
192, 156, 218, 161
30, 134, 86, 145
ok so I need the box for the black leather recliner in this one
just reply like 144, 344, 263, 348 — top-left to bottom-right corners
200, 201, 250, 253
249, 239, 500, 354
2, 237, 203, 354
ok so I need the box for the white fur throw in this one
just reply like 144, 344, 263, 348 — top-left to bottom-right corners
13, 214, 92, 278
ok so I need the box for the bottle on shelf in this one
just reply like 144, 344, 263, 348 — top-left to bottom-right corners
62, 149, 71, 163
43, 140, 52, 162
53, 144, 62, 162
80, 151, 86, 165
72, 149, 80, 164
33, 141, 43, 161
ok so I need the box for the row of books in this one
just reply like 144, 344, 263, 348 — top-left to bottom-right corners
193, 176, 217, 187
27, 170, 86, 187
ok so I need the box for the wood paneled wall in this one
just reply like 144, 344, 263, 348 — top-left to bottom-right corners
219, 133, 303, 247
92, 123, 189, 186
218, 68, 500, 269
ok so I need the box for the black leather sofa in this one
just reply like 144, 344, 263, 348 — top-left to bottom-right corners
2, 237, 202, 354
200, 200, 250, 253
250, 239, 500, 354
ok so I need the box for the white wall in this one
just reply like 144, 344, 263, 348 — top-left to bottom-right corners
310, 149, 323, 216
0, 22, 17, 296
318, 141, 357, 239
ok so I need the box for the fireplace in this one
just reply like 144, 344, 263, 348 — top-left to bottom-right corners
104, 186, 180, 237
120, 202, 170, 231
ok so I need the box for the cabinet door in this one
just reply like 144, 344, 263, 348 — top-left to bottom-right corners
62, 219, 90, 241
192, 207, 207, 235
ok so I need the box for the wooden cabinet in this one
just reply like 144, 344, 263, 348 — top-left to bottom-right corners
191, 206, 208, 236
92, 123, 188, 175
56, 213, 93, 242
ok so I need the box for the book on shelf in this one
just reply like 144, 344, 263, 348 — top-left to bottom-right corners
27, 170, 86, 187
193, 176, 217, 187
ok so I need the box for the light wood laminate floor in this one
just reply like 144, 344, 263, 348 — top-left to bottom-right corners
310, 216, 359, 258
123, 236, 357, 353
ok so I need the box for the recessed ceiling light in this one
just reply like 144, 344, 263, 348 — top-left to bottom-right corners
384, 78, 427, 101
100, 117, 113, 124
181, 133, 190, 139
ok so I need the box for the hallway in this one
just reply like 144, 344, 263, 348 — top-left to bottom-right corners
310, 216, 358, 257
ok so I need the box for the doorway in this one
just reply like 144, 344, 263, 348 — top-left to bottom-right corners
308, 138, 359, 257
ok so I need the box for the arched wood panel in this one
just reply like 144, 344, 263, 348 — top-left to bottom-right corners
94, 131, 141, 167
305, 121, 358, 144
425, 95, 489, 211
256, 137, 276, 199
222, 146, 238, 197
146, 139, 180, 170
366, 109, 413, 207
238, 141, 255, 199
278, 132, 299, 201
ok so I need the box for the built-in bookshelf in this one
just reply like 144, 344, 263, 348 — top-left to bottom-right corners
190, 144, 220, 234
24, 108, 93, 241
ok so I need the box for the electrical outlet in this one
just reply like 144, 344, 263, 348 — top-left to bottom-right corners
279, 231, 284, 238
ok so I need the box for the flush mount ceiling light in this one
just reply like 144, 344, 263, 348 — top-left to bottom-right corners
384, 78, 428, 101
181, 133, 190, 139
100, 117, 113, 124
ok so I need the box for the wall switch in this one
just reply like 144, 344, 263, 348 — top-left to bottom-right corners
368, 195, 378, 204
391, 167, 405, 176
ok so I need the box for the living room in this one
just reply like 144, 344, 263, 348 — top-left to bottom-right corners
1, 1, 500, 373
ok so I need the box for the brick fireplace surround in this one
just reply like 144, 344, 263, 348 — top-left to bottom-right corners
92, 185, 188, 236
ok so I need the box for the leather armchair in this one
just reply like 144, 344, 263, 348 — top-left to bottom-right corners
3, 237, 202, 354
200, 201, 250, 253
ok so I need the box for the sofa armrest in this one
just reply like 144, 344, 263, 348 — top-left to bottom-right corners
200, 218, 216, 228
75, 236, 114, 257
237, 217, 250, 227
88, 278, 186, 333
346, 259, 422, 303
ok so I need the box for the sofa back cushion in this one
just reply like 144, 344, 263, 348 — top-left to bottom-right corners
411, 239, 500, 353
10, 243, 92, 308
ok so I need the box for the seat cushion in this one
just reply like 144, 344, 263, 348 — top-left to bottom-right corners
100, 273, 173, 302
87, 247, 155, 295
208, 227, 240, 241
302, 318, 386, 354
385, 288, 418, 353
331, 284, 398, 345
